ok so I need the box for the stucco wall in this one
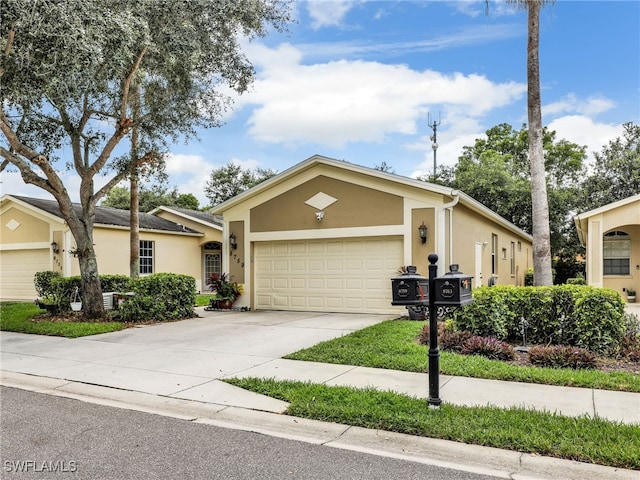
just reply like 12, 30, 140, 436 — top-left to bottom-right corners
1, 206, 52, 244
451, 203, 532, 287
250, 175, 403, 232
68, 228, 204, 286
154, 210, 222, 245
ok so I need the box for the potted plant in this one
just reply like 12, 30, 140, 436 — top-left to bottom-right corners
35, 294, 62, 314
70, 287, 82, 312
207, 273, 243, 309
627, 288, 636, 303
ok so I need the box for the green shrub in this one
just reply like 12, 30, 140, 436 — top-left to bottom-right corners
34, 271, 61, 297
524, 267, 534, 286
452, 285, 626, 356
566, 277, 586, 285
33, 272, 193, 321
118, 273, 196, 322
100, 275, 132, 293
528, 345, 597, 370
568, 287, 625, 355
460, 336, 515, 361
452, 286, 514, 339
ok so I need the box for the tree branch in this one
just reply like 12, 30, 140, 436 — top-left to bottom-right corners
0, 21, 17, 77
120, 46, 148, 121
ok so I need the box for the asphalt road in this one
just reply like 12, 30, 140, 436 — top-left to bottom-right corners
0, 386, 502, 480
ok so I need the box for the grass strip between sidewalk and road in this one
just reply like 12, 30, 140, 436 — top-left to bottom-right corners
0, 302, 125, 338
284, 320, 640, 393
226, 377, 640, 470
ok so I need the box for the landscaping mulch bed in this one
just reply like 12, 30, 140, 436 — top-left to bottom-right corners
508, 348, 640, 374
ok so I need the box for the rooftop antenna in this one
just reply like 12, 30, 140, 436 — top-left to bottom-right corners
428, 112, 441, 178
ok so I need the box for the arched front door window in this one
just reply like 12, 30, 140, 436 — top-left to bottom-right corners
603, 231, 630, 275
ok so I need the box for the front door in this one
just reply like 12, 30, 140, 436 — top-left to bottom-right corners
475, 242, 483, 288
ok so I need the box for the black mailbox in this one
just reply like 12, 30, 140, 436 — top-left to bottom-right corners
391, 266, 429, 306
434, 264, 473, 307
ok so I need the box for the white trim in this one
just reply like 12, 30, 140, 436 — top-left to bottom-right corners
248, 225, 405, 242
0, 242, 50, 251
149, 206, 223, 230
575, 193, 640, 220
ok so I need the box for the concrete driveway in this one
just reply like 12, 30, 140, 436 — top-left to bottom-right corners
1, 308, 394, 409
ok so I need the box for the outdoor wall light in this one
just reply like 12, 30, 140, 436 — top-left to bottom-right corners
316, 211, 325, 221
418, 222, 428, 244
50, 241, 59, 254
229, 233, 237, 250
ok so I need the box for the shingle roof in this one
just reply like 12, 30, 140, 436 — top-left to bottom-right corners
10, 195, 203, 234
153, 205, 223, 227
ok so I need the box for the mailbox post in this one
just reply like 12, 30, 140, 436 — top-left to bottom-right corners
426, 253, 440, 408
427, 255, 474, 408
392, 257, 473, 408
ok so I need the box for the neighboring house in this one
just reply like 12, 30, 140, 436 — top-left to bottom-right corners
574, 193, 640, 299
0, 195, 223, 300
210, 155, 533, 314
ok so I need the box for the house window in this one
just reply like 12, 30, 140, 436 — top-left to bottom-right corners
510, 241, 516, 276
140, 240, 154, 275
603, 231, 630, 275
491, 234, 498, 275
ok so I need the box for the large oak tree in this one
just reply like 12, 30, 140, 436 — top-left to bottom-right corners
0, 0, 291, 317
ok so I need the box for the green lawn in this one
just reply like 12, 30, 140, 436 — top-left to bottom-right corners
227, 377, 640, 470
195, 294, 213, 307
0, 302, 125, 338
284, 320, 640, 392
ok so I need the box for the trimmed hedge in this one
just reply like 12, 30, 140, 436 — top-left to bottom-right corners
34, 271, 195, 322
118, 273, 196, 322
452, 285, 626, 356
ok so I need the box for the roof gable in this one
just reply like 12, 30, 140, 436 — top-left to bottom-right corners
574, 193, 640, 220
150, 205, 223, 229
210, 154, 532, 241
4, 195, 203, 235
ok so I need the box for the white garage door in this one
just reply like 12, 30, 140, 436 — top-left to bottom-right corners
255, 236, 403, 314
0, 249, 50, 300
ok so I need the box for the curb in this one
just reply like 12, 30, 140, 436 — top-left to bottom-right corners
1, 371, 636, 480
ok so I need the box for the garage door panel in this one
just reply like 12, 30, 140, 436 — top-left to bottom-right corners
255, 236, 402, 314
1, 249, 50, 300
326, 278, 343, 289
273, 278, 288, 289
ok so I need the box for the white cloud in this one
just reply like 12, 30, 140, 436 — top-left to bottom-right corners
165, 153, 212, 176
239, 44, 526, 148
547, 115, 623, 160
307, 0, 358, 29
291, 24, 523, 61
544, 93, 615, 118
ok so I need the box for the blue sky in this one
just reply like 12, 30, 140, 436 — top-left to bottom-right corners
3, 0, 639, 207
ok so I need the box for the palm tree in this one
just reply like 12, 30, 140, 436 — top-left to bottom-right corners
488, 0, 554, 285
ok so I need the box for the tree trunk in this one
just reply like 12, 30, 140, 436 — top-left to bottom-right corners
527, 1, 553, 286
130, 170, 140, 278
65, 215, 104, 319
78, 252, 104, 319
129, 83, 140, 279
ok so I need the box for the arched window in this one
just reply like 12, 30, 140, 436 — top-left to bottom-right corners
603, 231, 630, 275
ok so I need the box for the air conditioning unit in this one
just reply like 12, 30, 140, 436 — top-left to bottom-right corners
102, 292, 117, 310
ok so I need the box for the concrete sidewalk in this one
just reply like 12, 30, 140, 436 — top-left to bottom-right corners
1, 307, 638, 479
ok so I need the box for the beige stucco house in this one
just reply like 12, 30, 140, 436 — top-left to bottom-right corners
0, 195, 223, 300
210, 155, 533, 314
574, 193, 640, 299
